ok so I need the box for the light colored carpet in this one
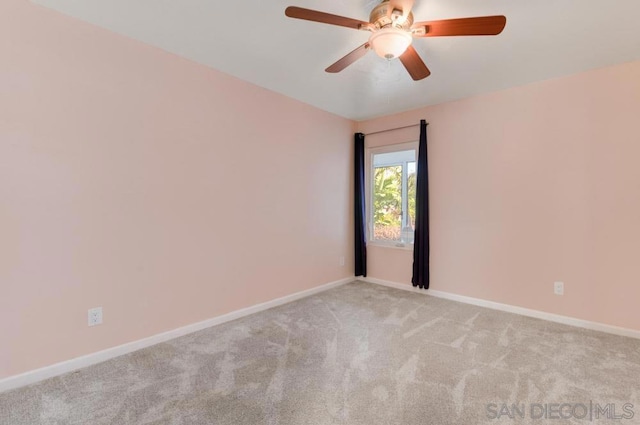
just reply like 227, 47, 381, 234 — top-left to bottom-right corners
1, 281, 639, 424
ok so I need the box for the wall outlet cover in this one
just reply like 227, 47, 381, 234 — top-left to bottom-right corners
554, 281, 564, 296
88, 307, 103, 326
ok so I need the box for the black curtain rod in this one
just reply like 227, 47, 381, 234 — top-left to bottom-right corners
364, 123, 426, 136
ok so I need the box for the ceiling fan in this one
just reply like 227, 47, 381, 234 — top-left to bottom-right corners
285, 0, 506, 80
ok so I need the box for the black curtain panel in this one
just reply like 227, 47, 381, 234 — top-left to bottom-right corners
354, 133, 367, 277
412, 120, 430, 289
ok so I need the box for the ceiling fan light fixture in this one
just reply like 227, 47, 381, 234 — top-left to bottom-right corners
369, 27, 412, 59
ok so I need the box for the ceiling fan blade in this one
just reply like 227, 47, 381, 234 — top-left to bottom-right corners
412, 15, 506, 37
285, 6, 371, 30
326, 43, 371, 73
399, 45, 431, 80
388, 0, 415, 18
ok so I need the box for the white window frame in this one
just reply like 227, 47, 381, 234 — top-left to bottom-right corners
365, 141, 418, 249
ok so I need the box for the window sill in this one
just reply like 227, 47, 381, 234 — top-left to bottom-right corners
368, 241, 414, 251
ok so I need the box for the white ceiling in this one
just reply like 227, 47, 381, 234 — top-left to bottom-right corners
30, 0, 640, 120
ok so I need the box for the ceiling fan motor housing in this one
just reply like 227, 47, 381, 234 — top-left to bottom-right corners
369, 0, 414, 30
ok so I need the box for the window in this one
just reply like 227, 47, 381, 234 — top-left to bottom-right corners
367, 142, 417, 247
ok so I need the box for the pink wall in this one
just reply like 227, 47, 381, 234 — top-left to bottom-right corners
3, 0, 639, 383
358, 60, 640, 331
0, 0, 354, 379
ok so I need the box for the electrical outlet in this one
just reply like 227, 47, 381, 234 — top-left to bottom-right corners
339, 256, 345, 267
554, 281, 564, 296
88, 307, 103, 326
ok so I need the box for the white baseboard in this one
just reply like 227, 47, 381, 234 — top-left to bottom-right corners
362, 277, 640, 340
0, 276, 354, 394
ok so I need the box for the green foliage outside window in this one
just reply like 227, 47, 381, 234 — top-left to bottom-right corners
373, 164, 416, 240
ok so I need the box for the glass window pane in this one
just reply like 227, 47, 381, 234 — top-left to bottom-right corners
373, 165, 402, 241
407, 161, 416, 228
